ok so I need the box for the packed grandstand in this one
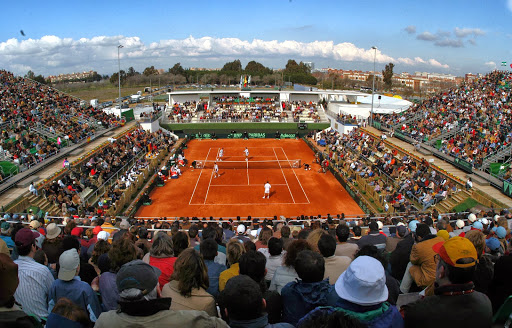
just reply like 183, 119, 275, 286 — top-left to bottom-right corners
0, 69, 511, 327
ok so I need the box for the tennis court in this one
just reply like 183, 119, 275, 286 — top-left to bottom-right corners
136, 139, 364, 218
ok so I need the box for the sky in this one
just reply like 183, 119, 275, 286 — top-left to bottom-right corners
1, 0, 511, 77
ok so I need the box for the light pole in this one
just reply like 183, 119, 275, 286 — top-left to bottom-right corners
370, 46, 377, 127
117, 45, 123, 109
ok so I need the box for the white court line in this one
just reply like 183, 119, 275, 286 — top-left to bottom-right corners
280, 147, 310, 204
246, 159, 249, 185
190, 202, 310, 206
189, 147, 212, 204
204, 155, 216, 204
273, 148, 295, 203
209, 184, 288, 187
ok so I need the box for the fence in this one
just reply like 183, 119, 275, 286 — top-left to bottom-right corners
84, 150, 149, 205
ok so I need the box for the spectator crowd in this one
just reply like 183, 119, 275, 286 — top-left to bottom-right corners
0, 70, 122, 177
375, 71, 512, 170
0, 209, 511, 327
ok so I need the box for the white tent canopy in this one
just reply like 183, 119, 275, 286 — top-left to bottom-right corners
328, 94, 412, 119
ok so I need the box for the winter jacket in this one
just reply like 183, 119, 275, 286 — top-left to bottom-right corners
269, 266, 298, 294
409, 235, 444, 288
390, 234, 414, 281
229, 314, 294, 328
403, 282, 492, 328
161, 280, 217, 317
281, 278, 339, 326
298, 300, 404, 328
94, 298, 229, 328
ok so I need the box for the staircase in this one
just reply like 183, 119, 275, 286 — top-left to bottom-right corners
481, 144, 512, 170
433, 190, 472, 213
317, 104, 329, 122
26, 193, 60, 215
425, 125, 462, 147
391, 110, 426, 130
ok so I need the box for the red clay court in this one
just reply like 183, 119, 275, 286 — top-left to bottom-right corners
136, 139, 364, 218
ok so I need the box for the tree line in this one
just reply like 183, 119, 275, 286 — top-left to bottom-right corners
25, 59, 402, 91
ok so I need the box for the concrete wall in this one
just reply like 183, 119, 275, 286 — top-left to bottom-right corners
290, 94, 321, 103
325, 112, 359, 135
139, 120, 161, 133
169, 94, 200, 105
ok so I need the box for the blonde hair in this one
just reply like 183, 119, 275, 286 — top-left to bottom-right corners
465, 230, 485, 258
306, 229, 328, 253
226, 239, 246, 265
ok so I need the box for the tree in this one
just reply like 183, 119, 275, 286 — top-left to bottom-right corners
382, 63, 394, 90
221, 59, 242, 72
143, 66, 158, 76
244, 61, 272, 76
110, 70, 126, 86
127, 67, 138, 77
25, 70, 35, 80
169, 63, 185, 76
33, 75, 47, 84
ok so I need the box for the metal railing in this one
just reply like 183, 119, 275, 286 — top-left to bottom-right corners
84, 150, 148, 205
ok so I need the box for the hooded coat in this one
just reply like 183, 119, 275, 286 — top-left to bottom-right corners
281, 278, 339, 326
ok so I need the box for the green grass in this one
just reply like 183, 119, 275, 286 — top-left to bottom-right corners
161, 122, 329, 131
452, 198, 480, 212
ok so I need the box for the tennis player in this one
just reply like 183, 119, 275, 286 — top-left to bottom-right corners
263, 181, 271, 199
244, 147, 249, 161
213, 162, 219, 178
218, 148, 224, 161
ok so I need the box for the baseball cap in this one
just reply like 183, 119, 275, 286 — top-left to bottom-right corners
71, 227, 83, 237
1, 222, 10, 234
396, 225, 407, 237
496, 226, 507, 239
97, 231, 110, 241
486, 237, 501, 252
468, 213, 477, 223
0, 254, 18, 305
432, 236, 477, 268
408, 220, 419, 232
472, 221, 483, 231
437, 230, 450, 241
456, 219, 465, 229
334, 256, 388, 306
237, 224, 246, 234
116, 260, 161, 294
29, 220, 41, 230
481, 218, 489, 225
15, 228, 40, 248
58, 249, 79, 281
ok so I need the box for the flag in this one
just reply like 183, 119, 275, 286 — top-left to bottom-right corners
502, 61, 507, 66
244, 75, 247, 87
57, 137, 61, 145
248, 75, 251, 85
239, 75, 243, 86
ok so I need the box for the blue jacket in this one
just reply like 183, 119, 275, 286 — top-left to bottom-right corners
281, 279, 339, 326
229, 314, 294, 328
48, 276, 102, 322
299, 299, 403, 328
204, 260, 227, 299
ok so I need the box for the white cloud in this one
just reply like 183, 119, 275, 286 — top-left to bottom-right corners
485, 61, 497, 69
0, 35, 450, 75
435, 39, 464, 48
417, 32, 438, 41
454, 27, 485, 38
428, 59, 449, 69
404, 25, 416, 34
507, 0, 512, 13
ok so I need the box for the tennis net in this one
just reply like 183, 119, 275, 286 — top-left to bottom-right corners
193, 159, 301, 169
